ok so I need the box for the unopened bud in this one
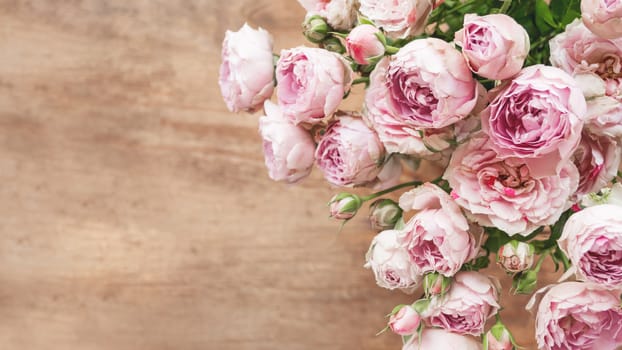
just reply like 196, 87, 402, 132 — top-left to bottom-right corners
484, 321, 514, 350
368, 199, 402, 231
303, 15, 329, 43
388, 305, 420, 336
329, 193, 362, 220
497, 241, 534, 273
512, 269, 538, 294
345, 24, 385, 65
423, 273, 451, 297
322, 37, 345, 54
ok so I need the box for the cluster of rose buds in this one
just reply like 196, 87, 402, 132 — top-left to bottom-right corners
219, 0, 622, 348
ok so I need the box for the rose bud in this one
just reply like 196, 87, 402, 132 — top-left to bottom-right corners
423, 272, 452, 297
321, 36, 346, 54
388, 305, 421, 336
512, 269, 537, 294
219, 23, 275, 113
455, 14, 529, 80
303, 15, 329, 43
345, 24, 385, 65
368, 198, 402, 231
497, 241, 534, 273
328, 193, 362, 220
483, 322, 514, 350
582, 0, 622, 39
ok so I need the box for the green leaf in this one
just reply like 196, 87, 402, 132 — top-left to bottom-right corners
535, 0, 557, 32
461, 256, 491, 271
483, 227, 512, 253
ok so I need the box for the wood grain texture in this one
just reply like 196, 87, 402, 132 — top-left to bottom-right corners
0, 1, 559, 349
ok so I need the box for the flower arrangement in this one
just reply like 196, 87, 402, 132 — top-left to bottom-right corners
218, 0, 622, 348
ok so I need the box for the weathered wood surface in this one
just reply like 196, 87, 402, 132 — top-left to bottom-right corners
0, 1, 558, 349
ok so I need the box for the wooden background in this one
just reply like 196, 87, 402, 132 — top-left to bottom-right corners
0, 1, 560, 349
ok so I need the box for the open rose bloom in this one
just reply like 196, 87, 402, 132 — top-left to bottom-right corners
536, 282, 622, 350
220, 1, 622, 347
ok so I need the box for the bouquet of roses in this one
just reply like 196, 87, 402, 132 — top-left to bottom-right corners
219, 0, 622, 348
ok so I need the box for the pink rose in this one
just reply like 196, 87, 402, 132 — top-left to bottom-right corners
550, 20, 622, 77
363, 59, 458, 157
315, 114, 386, 187
536, 282, 622, 350
364, 229, 421, 292
389, 305, 421, 336
259, 101, 316, 183
385, 38, 478, 129
424, 271, 500, 336
559, 205, 622, 289
328, 193, 362, 220
276, 47, 353, 125
403, 328, 481, 350
582, 0, 622, 39
572, 130, 621, 197
345, 24, 385, 65
585, 95, 622, 138
397, 184, 478, 276
359, 0, 434, 39
297, 0, 359, 30
484, 324, 513, 350
219, 23, 275, 113
481, 65, 586, 177
444, 133, 579, 236
455, 14, 529, 80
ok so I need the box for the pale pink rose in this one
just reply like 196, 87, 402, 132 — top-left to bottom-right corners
364, 229, 421, 293
397, 183, 478, 276
362, 41, 480, 157
389, 305, 420, 336
536, 282, 622, 350
328, 193, 362, 220
259, 101, 315, 183
276, 47, 353, 125
219, 23, 275, 113
550, 20, 622, 77
424, 271, 500, 336
582, 0, 622, 39
385, 38, 478, 129
345, 24, 385, 65
359, 0, 434, 39
403, 328, 481, 350
585, 96, 622, 138
559, 205, 622, 289
315, 114, 385, 187
444, 133, 579, 236
455, 14, 529, 80
572, 130, 621, 197
297, 0, 359, 30
363, 60, 456, 157
481, 65, 586, 177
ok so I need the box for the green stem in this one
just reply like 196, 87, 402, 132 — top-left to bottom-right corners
498, 0, 512, 14
533, 249, 552, 272
361, 180, 423, 201
352, 77, 370, 85
384, 45, 400, 54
